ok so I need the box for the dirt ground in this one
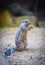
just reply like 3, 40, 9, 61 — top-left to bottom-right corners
0, 27, 45, 65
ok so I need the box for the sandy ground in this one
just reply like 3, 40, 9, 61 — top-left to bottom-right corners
0, 27, 45, 65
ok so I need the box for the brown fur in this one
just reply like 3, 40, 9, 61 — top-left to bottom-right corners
16, 30, 27, 52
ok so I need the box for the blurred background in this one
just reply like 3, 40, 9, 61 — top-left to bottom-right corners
0, 0, 45, 27
0, 1, 45, 65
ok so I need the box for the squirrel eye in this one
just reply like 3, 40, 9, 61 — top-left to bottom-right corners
25, 21, 28, 23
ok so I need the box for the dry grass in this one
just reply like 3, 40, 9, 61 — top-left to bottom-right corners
0, 10, 13, 25
0, 10, 36, 28
14, 16, 36, 26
